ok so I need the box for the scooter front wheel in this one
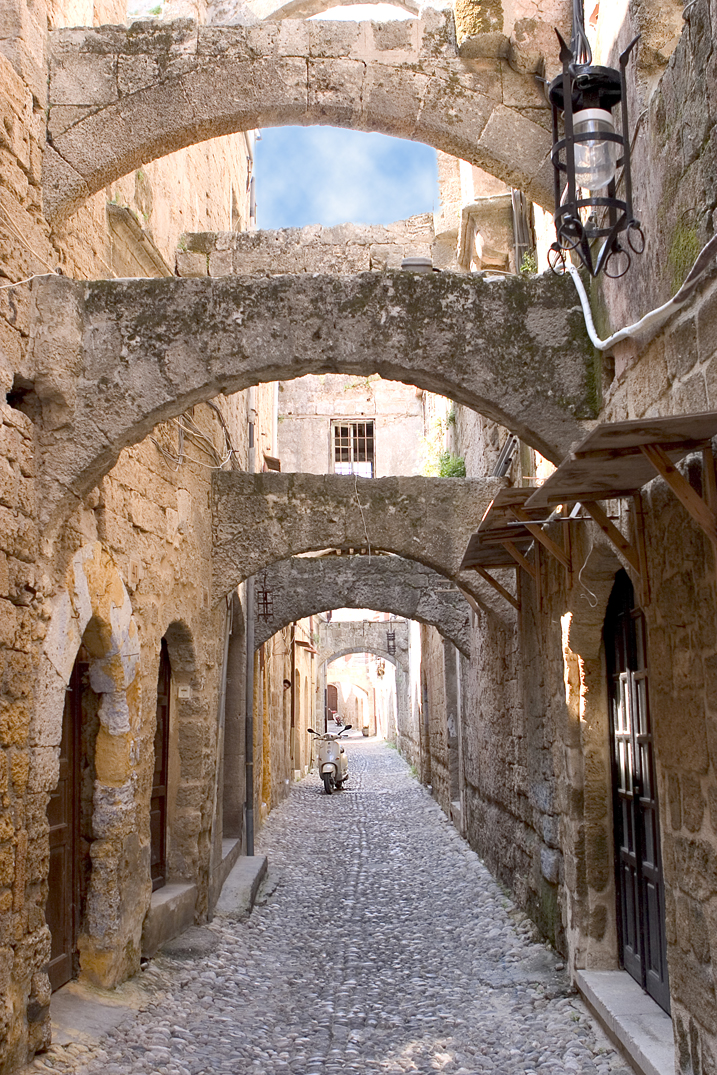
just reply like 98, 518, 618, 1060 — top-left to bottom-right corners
322, 774, 333, 795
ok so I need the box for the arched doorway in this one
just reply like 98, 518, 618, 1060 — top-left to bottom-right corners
46, 647, 99, 992
604, 571, 670, 1012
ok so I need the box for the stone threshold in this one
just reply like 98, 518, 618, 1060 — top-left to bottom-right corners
576, 970, 675, 1075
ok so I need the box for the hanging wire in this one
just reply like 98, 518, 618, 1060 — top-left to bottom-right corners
0, 271, 59, 291
353, 473, 372, 562
570, 0, 592, 65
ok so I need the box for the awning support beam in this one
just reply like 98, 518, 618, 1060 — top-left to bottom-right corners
580, 500, 641, 575
640, 443, 717, 549
500, 539, 538, 581
509, 505, 571, 571
474, 565, 521, 610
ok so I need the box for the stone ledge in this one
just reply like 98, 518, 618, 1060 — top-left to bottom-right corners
141, 882, 197, 958
214, 855, 268, 920
209, 836, 243, 911
576, 970, 675, 1075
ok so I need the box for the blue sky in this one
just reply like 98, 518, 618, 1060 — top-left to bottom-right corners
254, 126, 439, 230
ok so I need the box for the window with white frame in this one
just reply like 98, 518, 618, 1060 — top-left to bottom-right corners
332, 421, 374, 477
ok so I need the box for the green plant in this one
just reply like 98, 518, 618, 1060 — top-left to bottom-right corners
520, 250, 538, 275
437, 450, 466, 477
149, 4, 162, 13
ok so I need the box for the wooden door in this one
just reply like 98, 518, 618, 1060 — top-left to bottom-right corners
47, 660, 82, 992
151, 640, 171, 891
605, 571, 670, 1013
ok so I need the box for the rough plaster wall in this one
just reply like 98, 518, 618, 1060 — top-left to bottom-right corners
277, 375, 424, 478
420, 624, 450, 812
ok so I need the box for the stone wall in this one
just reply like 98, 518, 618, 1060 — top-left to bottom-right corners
177, 216, 436, 277
0, 0, 277, 1063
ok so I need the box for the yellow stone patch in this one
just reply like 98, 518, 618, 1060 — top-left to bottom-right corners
95, 728, 131, 786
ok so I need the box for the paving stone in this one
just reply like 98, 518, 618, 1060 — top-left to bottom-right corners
47, 740, 632, 1075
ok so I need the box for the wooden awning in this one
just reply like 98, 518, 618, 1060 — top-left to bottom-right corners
460, 488, 572, 610
525, 413, 717, 509
460, 489, 537, 570
460, 412, 717, 610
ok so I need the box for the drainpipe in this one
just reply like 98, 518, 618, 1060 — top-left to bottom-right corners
290, 624, 296, 771
245, 400, 256, 856
272, 382, 279, 458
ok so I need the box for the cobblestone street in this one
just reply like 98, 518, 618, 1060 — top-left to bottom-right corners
44, 739, 630, 1075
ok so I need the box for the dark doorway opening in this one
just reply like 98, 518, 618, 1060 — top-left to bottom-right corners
47, 652, 96, 992
151, 639, 171, 891
604, 570, 670, 1013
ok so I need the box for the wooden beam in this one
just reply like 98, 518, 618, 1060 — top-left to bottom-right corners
500, 539, 538, 580
474, 566, 521, 610
581, 501, 641, 575
640, 442, 717, 548
704, 446, 717, 514
509, 505, 571, 571
632, 491, 650, 607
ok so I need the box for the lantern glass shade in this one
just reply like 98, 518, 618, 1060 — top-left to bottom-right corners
573, 107, 618, 190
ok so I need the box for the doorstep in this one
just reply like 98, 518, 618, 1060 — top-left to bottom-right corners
576, 970, 675, 1075
51, 975, 150, 1046
141, 881, 197, 958
214, 854, 268, 920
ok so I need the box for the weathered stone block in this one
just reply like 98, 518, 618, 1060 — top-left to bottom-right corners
176, 250, 208, 277
540, 846, 561, 884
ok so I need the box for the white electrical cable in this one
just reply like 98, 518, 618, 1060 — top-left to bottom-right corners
567, 233, 717, 351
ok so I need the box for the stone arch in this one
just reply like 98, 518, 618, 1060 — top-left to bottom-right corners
31, 271, 592, 532
253, 554, 471, 655
319, 639, 408, 737
32, 269, 592, 532
36, 542, 144, 990
44, 16, 554, 224
212, 471, 503, 608
321, 645, 401, 672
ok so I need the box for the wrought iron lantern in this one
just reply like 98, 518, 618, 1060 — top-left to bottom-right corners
548, 0, 644, 278
256, 572, 274, 621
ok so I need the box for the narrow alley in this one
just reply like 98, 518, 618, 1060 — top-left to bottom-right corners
42, 740, 630, 1075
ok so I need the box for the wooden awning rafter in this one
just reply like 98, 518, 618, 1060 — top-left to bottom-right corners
460, 412, 717, 610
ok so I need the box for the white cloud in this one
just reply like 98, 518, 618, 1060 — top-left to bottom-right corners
309, 4, 415, 19
255, 126, 438, 229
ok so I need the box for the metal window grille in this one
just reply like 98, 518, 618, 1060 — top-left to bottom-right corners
333, 421, 374, 478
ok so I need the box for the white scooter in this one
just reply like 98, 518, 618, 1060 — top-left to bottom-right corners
308, 724, 352, 795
